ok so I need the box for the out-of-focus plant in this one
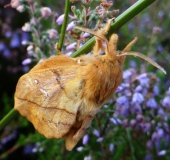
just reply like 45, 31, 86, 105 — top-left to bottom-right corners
0, 0, 169, 160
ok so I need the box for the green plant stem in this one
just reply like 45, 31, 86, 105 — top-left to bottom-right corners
57, 0, 70, 51
71, 0, 156, 58
126, 128, 136, 160
0, 0, 156, 131
0, 109, 19, 131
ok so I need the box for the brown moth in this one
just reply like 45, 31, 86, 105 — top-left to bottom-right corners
14, 19, 166, 151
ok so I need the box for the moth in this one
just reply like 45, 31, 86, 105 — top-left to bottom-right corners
14, 19, 166, 151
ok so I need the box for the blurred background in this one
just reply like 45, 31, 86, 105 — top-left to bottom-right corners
0, 0, 170, 159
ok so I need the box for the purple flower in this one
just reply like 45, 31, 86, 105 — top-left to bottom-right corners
157, 128, 164, 139
10, 32, 20, 48
66, 42, 77, 50
93, 129, 100, 137
131, 104, 142, 114
136, 114, 144, 123
162, 96, 170, 108
109, 143, 114, 152
96, 137, 103, 142
135, 85, 143, 92
146, 140, 153, 150
82, 32, 90, 38
129, 119, 136, 127
132, 92, 144, 104
158, 150, 166, 156
116, 96, 129, 106
123, 69, 135, 82
56, 14, 64, 25
157, 108, 165, 117
110, 118, 117, 125
153, 85, 159, 95
136, 73, 150, 87
82, 134, 89, 145
142, 123, 151, 132
146, 98, 157, 109
0, 43, 6, 51
66, 21, 77, 31
41, 7, 52, 18
22, 58, 32, 65
76, 146, 84, 151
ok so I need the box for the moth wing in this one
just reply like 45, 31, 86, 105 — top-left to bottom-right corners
64, 114, 95, 151
14, 56, 85, 139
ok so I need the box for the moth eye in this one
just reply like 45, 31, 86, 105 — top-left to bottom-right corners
100, 50, 105, 55
77, 59, 83, 64
34, 79, 39, 84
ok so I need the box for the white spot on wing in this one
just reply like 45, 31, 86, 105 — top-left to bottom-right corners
34, 79, 39, 84
39, 88, 48, 97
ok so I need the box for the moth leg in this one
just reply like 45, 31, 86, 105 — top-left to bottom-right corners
64, 114, 94, 151
93, 18, 115, 55
55, 43, 64, 55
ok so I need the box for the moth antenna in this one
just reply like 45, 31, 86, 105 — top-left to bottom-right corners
117, 51, 166, 74
75, 26, 109, 45
118, 37, 138, 64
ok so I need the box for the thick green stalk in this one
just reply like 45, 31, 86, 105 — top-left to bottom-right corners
0, 109, 19, 131
71, 0, 156, 58
57, 0, 70, 51
0, 0, 156, 131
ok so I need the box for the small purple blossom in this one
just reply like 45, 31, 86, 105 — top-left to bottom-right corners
76, 146, 84, 151
129, 119, 136, 127
93, 129, 100, 137
41, 7, 52, 18
83, 134, 89, 145
82, 32, 90, 38
123, 69, 135, 82
142, 123, 151, 132
153, 85, 159, 95
66, 42, 77, 50
0, 43, 6, 51
109, 143, 114, 152
135, 85, 143, 92
136, 73, 150, 87
56, 14, 64, 25
156, 128, 164, 139
146, 98, 157, 109
66, 21, 77, 31
110, 118, 117, 125
96, 137, 103, 142
158, 150, 166, 156
136, 114, 144, 123
47, 29, 58, 39
132, 92, 144, 104
131, 104, 142, 114
162, 96, 170, 108
116, 96, 129, 106
146, 140, 153, 150
157, 108, 165, 117
10, 32, 20, 48
22, 58, 32, 65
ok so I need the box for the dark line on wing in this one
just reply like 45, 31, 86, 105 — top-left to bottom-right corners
15, 96, 76, 116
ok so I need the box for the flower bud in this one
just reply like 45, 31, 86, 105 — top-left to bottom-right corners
47, 29, 58, 39
41, 7, 52, 18
56, 14, 64, 25
22, 23, 31, 32
10, 0, 20, 8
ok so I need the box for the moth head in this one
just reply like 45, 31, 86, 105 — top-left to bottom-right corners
75, 26, 166, 74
